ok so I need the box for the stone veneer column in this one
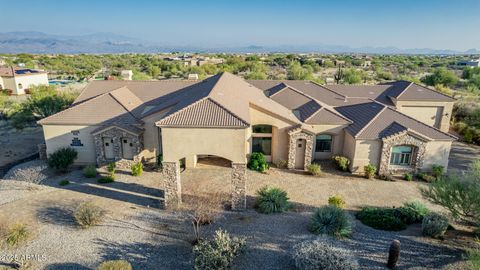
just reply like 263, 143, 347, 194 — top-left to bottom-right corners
162, 161, 182, 208
231, 163, 247, 211
38, 143, 47, 160
287, 131, 314, 170
378, 132, 427, 175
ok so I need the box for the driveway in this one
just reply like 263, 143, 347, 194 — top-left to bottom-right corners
448, 141, 480, 172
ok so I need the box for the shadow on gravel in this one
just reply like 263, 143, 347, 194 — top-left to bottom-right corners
43, 263, 90, 270
36, 205, 76, 227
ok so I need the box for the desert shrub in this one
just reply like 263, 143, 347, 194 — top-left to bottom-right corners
310, 205, 352, 237
98, 176, 115, 184
404, 173, 413, 181
59, 180, 70, 186
4, 223, 30, 247
273, 159, 287, 169
182, 192, 224, 242
328, 195, 346, 209
454, 121, 469, 134
422, 212, 449, 238
292, 236, 359, 270
96, 260, 132, 270
363, 164, 376, 179
248, 152, 269, 172
74, 202, 106, 228
379, 173, 394, 181
83, 165, 97, 178
306, 163, 321, 176
400, 201, 429, 224
464, 128, 475, 143
131, 162, 143, 177
255, 186, 290, 214
432, 164, 445, 179
421, 172, 480, 222
467, 247, 480, 270
356, 207, 406, 231
193, 230, 246, 270
107, 162, 116, 174
332, 155, 350, 171
47, 147, 78, 172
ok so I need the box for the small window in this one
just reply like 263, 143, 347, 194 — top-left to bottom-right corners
18, 83, 23, 89
70, 137, 83, 147
252, 137, 272, 155
390, 146, 413, 166
252, 125, 272, 134
315, 134, 332, 152
105, 142, 110, 146
123, 139, 128, 143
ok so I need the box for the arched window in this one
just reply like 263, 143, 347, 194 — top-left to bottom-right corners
390, 146, 413, 166
18, 83, 23, 89
315, 134, 332, 152
252, 125, 272, 155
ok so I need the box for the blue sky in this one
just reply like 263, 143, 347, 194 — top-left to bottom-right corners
2, 0, 479, 50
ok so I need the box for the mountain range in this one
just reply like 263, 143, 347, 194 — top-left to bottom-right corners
0, 31, 478, 55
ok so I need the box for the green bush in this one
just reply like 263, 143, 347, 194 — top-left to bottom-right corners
59, 180, 70, 186
332, 155, 350, 171
363, 164, 376, 179
417, 172, 436, 182
248, 152, 269, 172
400, 201, 429, 224
310, 205, 352, 237
464, 128, 475, 143
404, 173, 413, 181
255, 186, 290, 214
131, 162, 143, 177
74, 202, 106, 228
292, 237, 359, 270
47, 147, 78, 173
306, 163, 322, 176
107, 162, 116, 174
4, 223, 30, 247
96, 260, 132, 270
356, 207, 407, 231
328, 195, 346, 209
432, 164, 445, 179
98, 176, 115, 184
467, 247, 480, 270
193, 230, 246, 270
83, 165, 97, 178
422, 212, 449, 238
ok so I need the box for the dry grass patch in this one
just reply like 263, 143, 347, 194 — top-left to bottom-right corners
74, 202, 106, 229
0, 221, 32, 248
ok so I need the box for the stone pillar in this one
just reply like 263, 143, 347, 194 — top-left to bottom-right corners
38, 143, 47, 160
287, 130, 314, 170
162, 161, 182, 208
231, 163, 247, 211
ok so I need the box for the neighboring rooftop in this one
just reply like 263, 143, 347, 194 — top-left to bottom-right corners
0, 66, 46, 77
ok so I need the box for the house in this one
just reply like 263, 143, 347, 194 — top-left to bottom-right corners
38, 72, 456, 209
458, 59, 480, 68
0, 67, 49, 95
120, 70, 133, 80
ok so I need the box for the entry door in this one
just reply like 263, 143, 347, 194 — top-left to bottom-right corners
103, 138, 114, 159
295, 139, 306, 169
122, 138, 134, 160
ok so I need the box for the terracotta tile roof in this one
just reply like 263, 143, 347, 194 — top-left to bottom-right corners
0, 67, 46, 77
305, 108, 352, 125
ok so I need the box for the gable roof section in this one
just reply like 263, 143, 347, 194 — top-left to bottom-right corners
335, 102, 385, 136
156, 98, 248, 127
38, 92, 140, 126
293, 100, 322, 122
393, 82, 455, 101
305, 108, 352, 125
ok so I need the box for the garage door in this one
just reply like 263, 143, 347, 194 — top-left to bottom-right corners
400, 106, 443, 128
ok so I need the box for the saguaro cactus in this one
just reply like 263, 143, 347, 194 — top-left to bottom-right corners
387, 239, 401, 269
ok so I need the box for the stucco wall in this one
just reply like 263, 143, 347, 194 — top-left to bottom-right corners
395, 100, 453, 132
350, 139, 382, 173
140, 108, 171, 163
42, 124, 98, 165
248, 105, 297, 164
3, 73, 49, 95
422, 140, 452, 171
342, 132, 356, 167
310, 124, 347, 160
161, 127, 247, 165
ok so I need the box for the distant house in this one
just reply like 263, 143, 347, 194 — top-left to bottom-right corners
458, 59, 480, 68
120, 70, 133, 81
0, 67, 49, 95
187, 73, 199, 80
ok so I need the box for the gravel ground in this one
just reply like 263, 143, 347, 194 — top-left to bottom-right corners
3, 160, 55, 184
0, 161, 468, 269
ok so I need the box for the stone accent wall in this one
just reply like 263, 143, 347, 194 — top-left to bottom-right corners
162, 161, 182, 208
38, 143, 47, 160
287, 128, 314, 170
231, 163, 247, 211
379, 132, 427, 175
93, 127, 143, 168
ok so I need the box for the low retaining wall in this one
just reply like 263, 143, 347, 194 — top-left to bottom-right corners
0, 152, 39, 178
